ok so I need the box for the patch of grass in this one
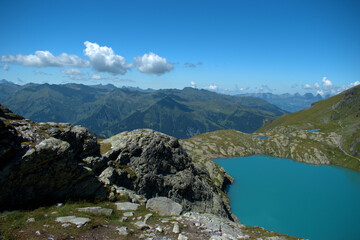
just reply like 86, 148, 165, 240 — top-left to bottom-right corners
99, 141, 112, 155
0, 201, 125, 240
242, 226, 301, 240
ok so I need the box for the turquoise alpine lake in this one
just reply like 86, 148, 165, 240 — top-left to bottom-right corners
214, 155, 360, 240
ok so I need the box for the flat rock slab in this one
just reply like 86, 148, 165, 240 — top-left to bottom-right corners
55, 216, 91, 227
115, 202, 139, 211
146, 197, 182, 216
76, 207, 113, 216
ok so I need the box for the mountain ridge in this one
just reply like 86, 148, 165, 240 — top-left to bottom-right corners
0, 81, 287, 139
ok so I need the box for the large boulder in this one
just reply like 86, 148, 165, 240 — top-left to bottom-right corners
99, 129, 236, 220
0, 105, 107, 210
146, 197, 182, 216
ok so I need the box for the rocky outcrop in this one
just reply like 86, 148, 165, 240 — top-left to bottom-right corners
0, 105, 107, 210
98, 129, 237, 221
0, 105, 235, 222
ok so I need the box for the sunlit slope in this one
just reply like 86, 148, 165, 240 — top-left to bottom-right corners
258, 85, 360, 160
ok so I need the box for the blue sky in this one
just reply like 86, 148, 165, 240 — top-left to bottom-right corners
0, 0, 359, 95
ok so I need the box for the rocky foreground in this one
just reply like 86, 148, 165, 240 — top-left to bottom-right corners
0, 105, 303, 239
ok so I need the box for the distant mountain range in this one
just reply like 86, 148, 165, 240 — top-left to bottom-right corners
0, 80, 286, 138
237, 92, 323, 112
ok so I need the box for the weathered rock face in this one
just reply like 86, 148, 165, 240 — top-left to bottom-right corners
98, 129, 236, 221
0, 105, 107, 210
0, 105, 235, 222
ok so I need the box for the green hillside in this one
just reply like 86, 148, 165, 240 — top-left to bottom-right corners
181, 86, 360, 171
258, 85, 360, 158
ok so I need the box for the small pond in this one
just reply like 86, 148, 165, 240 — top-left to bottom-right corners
253, 136, 268, 140
307, 129, 320, 133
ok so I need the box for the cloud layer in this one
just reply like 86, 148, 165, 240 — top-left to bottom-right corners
1, 42, 175, 78
1, 51, 89, 68
302, 77, 359, 97
134, 52, 173, 75
61, 68, 85, 80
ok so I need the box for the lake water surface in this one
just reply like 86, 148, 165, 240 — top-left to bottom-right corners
215, 155, 360, 240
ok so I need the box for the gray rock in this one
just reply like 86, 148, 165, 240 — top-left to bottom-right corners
178, 234, 188, 240
0, 106, 107, 211
173, 222, 180, 234
115, 202, 139, 211
116, 226, 128, 235
61, 223, 71, 228
123, 212, 134, 217
182, 212, 244, 239
55, 216, 91, 227
146, 197, 182, 216
98, 167, 116, 185
76, 207, 113, 216
35, 137, 70, 155
144, 213, 153, 223
101, 129, 236, 220
114, 187, 146, 204
26, 218, 35, 223
134, 221, 151, 230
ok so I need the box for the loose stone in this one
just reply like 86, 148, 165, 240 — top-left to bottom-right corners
26, 218, 35, 223
116, 226, 128, 235
115, 202, 139, 211
173, 222, 180, 234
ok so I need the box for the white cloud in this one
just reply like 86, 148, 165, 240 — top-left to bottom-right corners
134, 52, 173, 75
207, 84, 218, 90
61, 68, 83, 75
61, 68, 85, 80
349, 81, 360, 87
314, 82, 320, 89
316, 89, 325, 97
83, 41, 132, 75
92, 75, 101, 80
190, 81, 196, 88
322, 77, 333, 88
1, 51, 89, 68
3, 64, 9, 71
34, 70, 51, 75
303, 84, 312, 89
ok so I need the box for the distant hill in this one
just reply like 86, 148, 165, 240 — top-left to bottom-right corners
0, 79, 21, 102
0, 81, 286, 139
181, 85, 360, 171
238, 92, 323, 112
